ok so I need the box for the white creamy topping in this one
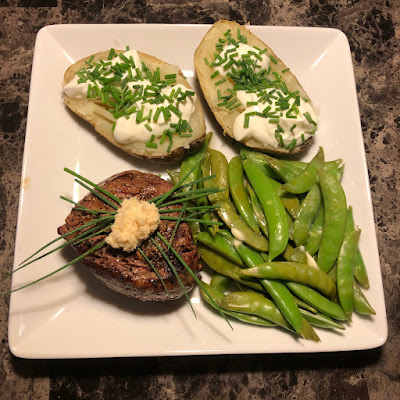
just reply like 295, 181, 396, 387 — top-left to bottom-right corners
63, 49, 196, 146
233, 88, 318, 148
114, 83, 195, 144
215, 43, 270, 77
106, 197, 160, 252
208, 33, 319, 150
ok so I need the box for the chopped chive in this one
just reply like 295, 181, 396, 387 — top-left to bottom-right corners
244, 114, 250, 128
215, 78, 227, 86
288, 139, 297, 150
210, 70, 220, 79
111, 122, 116, 132
304, 112, 317, 125
145, 123, 153, 132
246, 101, 258, 106
282, 67, 290, 73
145, 142, 157, 148
168, 104, 182, 117
301, 133, 305, 142
259, 48, 268, 55
269, 55, 278, 64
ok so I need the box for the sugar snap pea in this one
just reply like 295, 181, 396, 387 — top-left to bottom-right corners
179, 132, 212, 190
200, 283, 276, 327
219, 291, 294, 332
305, 203, 324, 256
317, 170, 347, 273
261, 178, 300, 219
210, 273, 232, 293
283, 147, 325, 194
337, 229, 361, 320
228, 156, 260, 234
245, 181, 269, 238
241, 262, 337, 298
243, 160, 289, 261
234, 241, 306, 336
218, 201, 269, 252
286, 282, 346, 320
197, 244, 265, 292
240, 149, 280, 179
293, 184, 322, 247
353, 280, 375, 315
345, 206, 369, 289
329, 263, 375, 316
203, 148, 229, 204
195, 231, 244, 266
300, 309, 345, 330
264, 155, 303, 182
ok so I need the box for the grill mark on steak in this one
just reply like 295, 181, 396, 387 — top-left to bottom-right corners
57, 170, 202, 301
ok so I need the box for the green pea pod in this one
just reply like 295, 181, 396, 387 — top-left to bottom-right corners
245, 181, 269, 238
195, 231, 244, 266
281, 159, 343, 172
283, 147, 325, 194
345, 206, 369, 289
210, 273, 232, 293
286, 282, 347, 320
243, 160, 289, 261
337, 229, 361, 321
264, 155, 303, 182
167, 169, 180, 185
293, 296, 318, 314
293, 184, 322, 247
179, 132, 212, 190
220, 291, 294, 332
305, 203, 325, 256
289, 247, 308, 264
234, 241, 305, 336
269, 179, 301, 219
241, 262, 337, 299
287, 212, 294, 241
317, 171, 347, 273
240, 149, 281, 180
300, 309, 346, 330
353, 280, 376, 315
228, 156, 260, 234
197, 244, 265, 292
200, 283, 276, 327
204, 149, 229, 204
217, 201, 268, 252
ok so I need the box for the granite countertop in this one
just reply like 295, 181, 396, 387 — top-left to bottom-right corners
0, 1, 399, 399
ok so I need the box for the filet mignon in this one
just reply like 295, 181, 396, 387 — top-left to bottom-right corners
57, 170, 202, 301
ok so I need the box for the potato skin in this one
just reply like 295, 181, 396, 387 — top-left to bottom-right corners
194, 21, 315, 155
63, 50, 206, 163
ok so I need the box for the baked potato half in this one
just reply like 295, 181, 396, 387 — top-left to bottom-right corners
63, 49, 206, 163
194, 21, 318, 155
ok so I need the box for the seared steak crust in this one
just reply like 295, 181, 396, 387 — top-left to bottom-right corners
57, 170, 202, 301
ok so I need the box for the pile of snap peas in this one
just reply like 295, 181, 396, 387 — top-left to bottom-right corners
173, 133, 375, 342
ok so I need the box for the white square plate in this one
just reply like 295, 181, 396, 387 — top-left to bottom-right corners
9, 24, 387, 358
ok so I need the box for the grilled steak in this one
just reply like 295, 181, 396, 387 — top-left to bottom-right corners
57, 170, 202, 301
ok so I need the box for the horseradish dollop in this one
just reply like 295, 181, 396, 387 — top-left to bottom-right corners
106, 197, 160, 252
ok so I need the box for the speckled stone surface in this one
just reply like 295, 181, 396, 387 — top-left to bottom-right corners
0, 0, 399, 399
